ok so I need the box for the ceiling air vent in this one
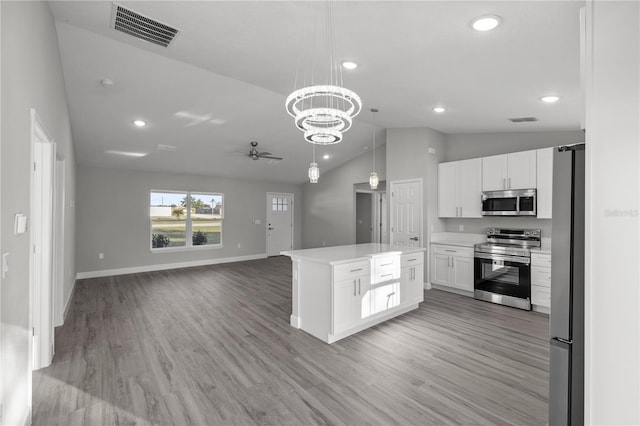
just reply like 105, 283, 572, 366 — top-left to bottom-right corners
111, 3, 180, 47
509, 117, 539, 123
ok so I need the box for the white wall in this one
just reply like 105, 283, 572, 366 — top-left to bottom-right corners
386, 127, 447, 283
0, 2, 77, 424
585, 1, 639, 423
301, 142, 386, 248
75, 166, 302, 275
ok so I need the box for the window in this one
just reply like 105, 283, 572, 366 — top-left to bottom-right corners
272, 196, 289, 212
150, 191, 223, 250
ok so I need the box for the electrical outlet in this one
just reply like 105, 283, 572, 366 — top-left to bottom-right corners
458, 225, 464, 232
254, 219, 261, 225
237, 243, 241, 249
98, 253, 104, 260
2, 253, 9, 279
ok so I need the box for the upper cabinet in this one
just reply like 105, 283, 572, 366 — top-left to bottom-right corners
482, 150, 537, 191
438, 158, 482, 218
536, 147, 554, 219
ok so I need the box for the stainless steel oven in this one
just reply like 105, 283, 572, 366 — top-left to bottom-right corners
481, 189, 536, 216
473, 228, 541, 311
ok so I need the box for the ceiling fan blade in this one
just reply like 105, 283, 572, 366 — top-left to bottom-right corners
260, 155, 283, 160
258, 151, 272, 156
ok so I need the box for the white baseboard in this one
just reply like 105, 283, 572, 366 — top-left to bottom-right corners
75, 253, 268, 280
431, 283, 474, 297
62, 278, 78, 322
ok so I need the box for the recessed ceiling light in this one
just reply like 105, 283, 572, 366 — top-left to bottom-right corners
433, 106, 446, 113
341, 61, 358, 70
540, 95, 560, 103
133, 120, 147, 127
105, 150, 148, 158
471, 15, 502, 31
322, 154, 331, 160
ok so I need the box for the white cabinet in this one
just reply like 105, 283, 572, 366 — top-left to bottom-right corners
482, 151, 537, 191
530, 252, 552, 309
536, 147, 554, 219
333, 261, 371, 334
430, 244, 474, 292
400, 252, 424, 305
438, 158, 482, 218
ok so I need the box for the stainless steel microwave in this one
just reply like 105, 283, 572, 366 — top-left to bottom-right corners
481, 189, 537, 216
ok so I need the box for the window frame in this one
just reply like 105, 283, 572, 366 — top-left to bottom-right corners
150, 190, 224, 252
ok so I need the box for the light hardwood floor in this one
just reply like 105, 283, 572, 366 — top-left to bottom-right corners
33, 256, 549, 425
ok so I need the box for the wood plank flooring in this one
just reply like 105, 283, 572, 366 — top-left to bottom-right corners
33, 256, 549, 425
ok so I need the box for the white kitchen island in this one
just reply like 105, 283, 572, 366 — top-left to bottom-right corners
282, 243, 426, 343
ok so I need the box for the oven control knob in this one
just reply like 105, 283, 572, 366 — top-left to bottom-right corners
524, 231, 530, 236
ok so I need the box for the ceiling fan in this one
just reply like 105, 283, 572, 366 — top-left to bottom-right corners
247, 141, 283, 161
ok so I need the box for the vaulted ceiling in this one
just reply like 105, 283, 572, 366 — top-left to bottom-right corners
49, 1, 583, 184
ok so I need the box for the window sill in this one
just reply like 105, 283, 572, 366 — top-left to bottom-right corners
151, 244, 224, 254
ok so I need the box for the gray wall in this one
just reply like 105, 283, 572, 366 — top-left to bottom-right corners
444, 130, 584, 161
0, 2, 77, 424
301, 142, 386, 248
440, 130, 584, 237
76, 166, 301, 273
386, 127, 447, 283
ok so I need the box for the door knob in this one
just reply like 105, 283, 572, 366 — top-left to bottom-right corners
409, 236, 419, 241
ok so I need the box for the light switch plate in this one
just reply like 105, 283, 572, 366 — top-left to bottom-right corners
2, 253, 9, 279
14, 214, 27, 235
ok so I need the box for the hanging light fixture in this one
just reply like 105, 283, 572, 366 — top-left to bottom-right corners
308, 143, 320, 183
369, 108, 379, 189
285, 0, 362, 145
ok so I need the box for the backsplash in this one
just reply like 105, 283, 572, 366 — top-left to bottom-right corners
442, 217, 552, 239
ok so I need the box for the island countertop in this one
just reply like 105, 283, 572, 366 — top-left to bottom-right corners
282, 243, 425, 265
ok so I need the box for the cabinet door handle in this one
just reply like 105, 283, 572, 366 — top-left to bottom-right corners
358, 278, 361, 295
407, 258, 417, 262
353, 280, 357, 296
381, 273, 393, 278
380, 263, 393, 267
445, 249, 456, 252
350, 268, 363, 272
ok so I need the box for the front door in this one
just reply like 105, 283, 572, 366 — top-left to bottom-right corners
266, 193, 293, 256
390, 179, 422, 247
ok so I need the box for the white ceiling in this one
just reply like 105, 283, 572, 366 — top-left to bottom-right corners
49, 1, 584, 184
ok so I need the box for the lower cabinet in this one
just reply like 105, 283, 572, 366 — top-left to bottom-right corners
430, 244, 474, 292
333, 273, 371, 335
400, 253, 425, 305
531, 252, 552, 308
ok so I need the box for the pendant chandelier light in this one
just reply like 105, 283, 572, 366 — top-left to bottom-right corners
285, 0, 362, 145
369, 108, 379, 190
308, 143, 319, 183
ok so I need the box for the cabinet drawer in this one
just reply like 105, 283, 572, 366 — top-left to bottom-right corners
372, 255, 401, 283
431, 244, 473, 258
531, 266, 552, 287
333, 261, 370, 282
531, 253, 552, 267
531, 284, 550, 308
401, 252, 424, 268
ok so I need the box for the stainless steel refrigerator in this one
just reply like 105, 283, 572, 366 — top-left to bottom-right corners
549, 144, 585, 425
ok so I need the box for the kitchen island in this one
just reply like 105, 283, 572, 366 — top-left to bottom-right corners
282, 243, 426, 343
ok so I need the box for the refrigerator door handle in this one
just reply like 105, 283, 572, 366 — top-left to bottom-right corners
554, 337, 573, 345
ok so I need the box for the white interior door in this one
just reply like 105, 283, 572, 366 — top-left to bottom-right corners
390, 179, 423, 247
266, 193, 293, 256
53, 156, 66, 327
30, 110, 55, 370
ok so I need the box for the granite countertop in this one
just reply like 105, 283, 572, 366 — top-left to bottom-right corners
281, 243, 425, 266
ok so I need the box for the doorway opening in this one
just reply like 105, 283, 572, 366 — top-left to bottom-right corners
30, 109, 56, 371
355, 182, 388, 244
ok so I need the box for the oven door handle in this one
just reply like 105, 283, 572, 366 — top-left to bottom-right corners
474, 252, 530, 265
